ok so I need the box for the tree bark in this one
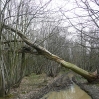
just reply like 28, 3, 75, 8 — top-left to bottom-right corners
2, 23, 99, 82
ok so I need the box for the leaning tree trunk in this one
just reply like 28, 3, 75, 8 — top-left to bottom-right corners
2, 23, 99, 82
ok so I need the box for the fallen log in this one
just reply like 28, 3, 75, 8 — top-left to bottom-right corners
2, 23, 99, 82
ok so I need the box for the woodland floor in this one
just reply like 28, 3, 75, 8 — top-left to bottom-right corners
0, 72, 99, 99
6, 73, 54, 99
3, 72, 73, 99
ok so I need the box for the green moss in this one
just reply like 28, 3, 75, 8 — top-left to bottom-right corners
22, 91, 27, 94
0, 93, 14, 99
5, 93, 14, 98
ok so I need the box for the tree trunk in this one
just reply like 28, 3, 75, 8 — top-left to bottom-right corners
0, 56, 6, 97
2, 23, 99, 82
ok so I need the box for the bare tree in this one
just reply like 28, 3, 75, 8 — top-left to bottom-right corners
0, 0, 54, 96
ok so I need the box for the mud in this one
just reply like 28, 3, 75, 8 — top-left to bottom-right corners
17, 74, 73, 99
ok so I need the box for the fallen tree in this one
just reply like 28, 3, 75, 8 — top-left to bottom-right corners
2, 23, 99, 82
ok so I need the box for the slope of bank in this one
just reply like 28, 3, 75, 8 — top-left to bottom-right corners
73, 76, 99, 99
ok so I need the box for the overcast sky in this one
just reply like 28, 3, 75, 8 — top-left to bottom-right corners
39, 0, 99, 28
4, 0, 99, 32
